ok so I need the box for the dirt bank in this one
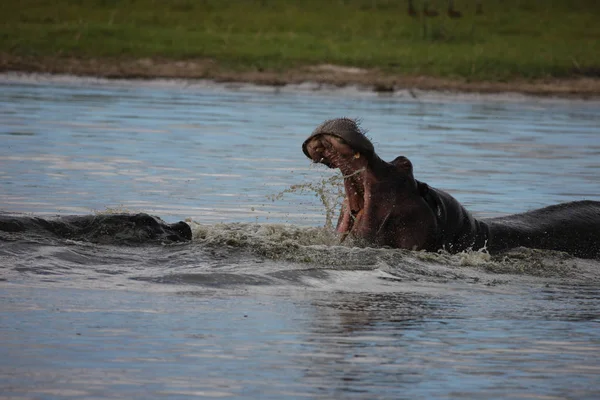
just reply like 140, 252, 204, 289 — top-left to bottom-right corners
2, 54, 599, 99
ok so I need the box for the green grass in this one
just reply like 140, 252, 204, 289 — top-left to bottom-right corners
1, 0, 599, 80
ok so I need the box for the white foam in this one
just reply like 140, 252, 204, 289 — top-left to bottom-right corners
187, 221, 600, 283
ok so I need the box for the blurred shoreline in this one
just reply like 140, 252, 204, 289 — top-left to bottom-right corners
2, 55, 599, 99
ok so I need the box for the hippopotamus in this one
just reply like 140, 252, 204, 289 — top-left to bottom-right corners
0, 213, 192, 244
302, 118, 600, 259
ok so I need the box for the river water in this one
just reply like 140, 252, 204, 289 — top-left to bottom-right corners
1, 74, 599, 399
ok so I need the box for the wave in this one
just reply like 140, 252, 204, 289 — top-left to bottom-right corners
2, 212, 599, 288
189, 221, 599, 282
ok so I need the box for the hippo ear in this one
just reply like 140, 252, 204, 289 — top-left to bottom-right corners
416, 180, 429, 196
391, 156, 414, 176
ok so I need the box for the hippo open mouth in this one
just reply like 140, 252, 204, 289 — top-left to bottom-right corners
302, 118, 375, 238
304, 133, 366, 215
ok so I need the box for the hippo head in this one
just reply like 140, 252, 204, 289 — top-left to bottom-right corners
302, 118, 438, 249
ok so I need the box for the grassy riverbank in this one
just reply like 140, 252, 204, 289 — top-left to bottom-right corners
1, 0, 599, 94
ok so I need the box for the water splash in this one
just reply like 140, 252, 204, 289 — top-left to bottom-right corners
186, 220, 596, 282
93, 205, 133, 215
267, 173, 345, 229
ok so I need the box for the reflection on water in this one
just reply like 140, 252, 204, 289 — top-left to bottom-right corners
2, 285, 599, 399
1, 75, 600, 399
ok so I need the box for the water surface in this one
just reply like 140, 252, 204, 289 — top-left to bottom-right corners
1, 74, 599, 399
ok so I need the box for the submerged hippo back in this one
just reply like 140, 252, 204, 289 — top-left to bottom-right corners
483, 200, 600, 259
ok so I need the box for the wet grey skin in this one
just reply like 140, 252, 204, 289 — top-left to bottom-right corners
0, 213, 192, 244
303, 118, 600, 259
